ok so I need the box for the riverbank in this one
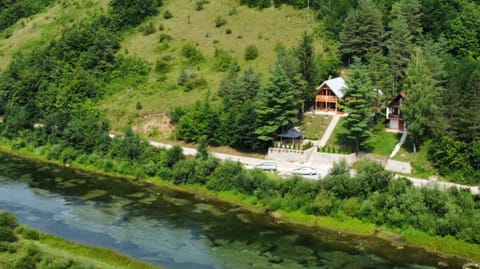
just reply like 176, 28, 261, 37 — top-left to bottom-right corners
0, 145, 479, 266
0, 215, 160, 269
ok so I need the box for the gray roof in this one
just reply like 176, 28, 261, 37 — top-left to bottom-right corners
317, 77, 347, 99
277, 129, 304, 139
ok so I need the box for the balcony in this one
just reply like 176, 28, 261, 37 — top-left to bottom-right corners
387, 113, 402, 119
316, 95, 338, 103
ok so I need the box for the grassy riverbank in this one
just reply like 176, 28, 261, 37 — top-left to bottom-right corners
0, 213, 160, 269
0, 142, 479, 265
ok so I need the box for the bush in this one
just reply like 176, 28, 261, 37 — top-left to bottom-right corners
155, 57, 170, 73
196, 0, 208, 10
0, 227, 17, 242
186, 77, 208, 91
215, 16, 227, 27
0, 241, 16, 253
0, 211, 18, 229
211, 48, 234, 72
22, 228, 40, 240
158, 33, 172, 42
181, 43, 204, 63
140, 22, 156, 35
225, 28, 232, 34
244, 45, 258, 60
163, 10, 173, 19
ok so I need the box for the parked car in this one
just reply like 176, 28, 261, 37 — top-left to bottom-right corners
292, 167, 317, 176
255, 162, 277, 171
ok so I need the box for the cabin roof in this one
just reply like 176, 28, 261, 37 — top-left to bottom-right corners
317, 77, 347, 98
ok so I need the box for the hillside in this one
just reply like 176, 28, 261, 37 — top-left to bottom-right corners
100, 0, 316, 132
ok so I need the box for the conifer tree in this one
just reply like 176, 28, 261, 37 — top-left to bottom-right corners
402, 48, 445, 150
339, 0, 384, 63
386, 3, 413, 92
339, 58, 375, 152
255, 62, 299, 146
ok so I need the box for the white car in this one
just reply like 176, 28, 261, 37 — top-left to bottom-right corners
292, 167, 317, 176
255, 162, 277, 171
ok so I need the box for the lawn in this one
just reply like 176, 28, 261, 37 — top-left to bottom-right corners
365, 123, 400, 156
301, 114, 330, 140
394, 138, 437, 179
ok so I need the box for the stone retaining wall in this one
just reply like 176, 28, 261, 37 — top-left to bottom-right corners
267, 147, 316, 163
310, 152, 356, 165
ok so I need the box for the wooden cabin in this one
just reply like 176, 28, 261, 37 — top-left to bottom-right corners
315, 77, 347, 112
386, 92, 406, 131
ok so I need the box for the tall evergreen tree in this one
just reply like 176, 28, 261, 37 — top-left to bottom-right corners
398, 0, 423, 42
366, 51, 394, 102
295, 32, 318, 113
254, 62, 299, 146
339, 0, 384, 63
296, 32, 317, 88
219, 68, 261, 108
339, 58, 375, 152
386, 3, 413, 92
402, 48, 445, 150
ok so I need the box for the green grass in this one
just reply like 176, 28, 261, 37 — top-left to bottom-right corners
365, 123, 400, 156
393, 139, 437, 178
302, 114, 330, 140
0, 225, 161, 269
401, 228, 480, 263
101, 0, 318, 131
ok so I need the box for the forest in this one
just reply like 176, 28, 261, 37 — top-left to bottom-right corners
0, 0, 479, 258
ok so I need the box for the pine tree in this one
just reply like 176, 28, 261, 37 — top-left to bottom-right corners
386, 3, 413, 92
366, 51, 394, 102
339, 0, 384, 63
399, 0, 423, 41
254, 62, 299, 146
339, 57, 375, 152
296, 31, 317, 88
295, 32, 318, 113
402, 48, 445, 150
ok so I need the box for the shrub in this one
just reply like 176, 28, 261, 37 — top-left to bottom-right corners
60, 147, 78, 163
136, 102, 142, 110
196, 0, 208, 10
0, 211, 18, 229
163, 10, 172, 19
211, 48, 233, 72
186, 77, 208, 91
181, 43, 204, 63
140, 22, 156, 35
214, 16, 227, 27
225, 28, 232, 34
244, 45, 258, 60
21, 227, 40, 240
158, 33, 172, 42
0, 241, 16, 253
158, 24, 164, 31
0, 227, 17, 242
155, 57, 170, 73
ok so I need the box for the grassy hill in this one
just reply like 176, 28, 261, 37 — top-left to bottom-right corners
0, 0, 109, 73
100, 0, 317, 133
0, 0, 319, 138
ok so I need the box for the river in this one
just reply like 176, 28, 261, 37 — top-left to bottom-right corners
0, 153, 465, 268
